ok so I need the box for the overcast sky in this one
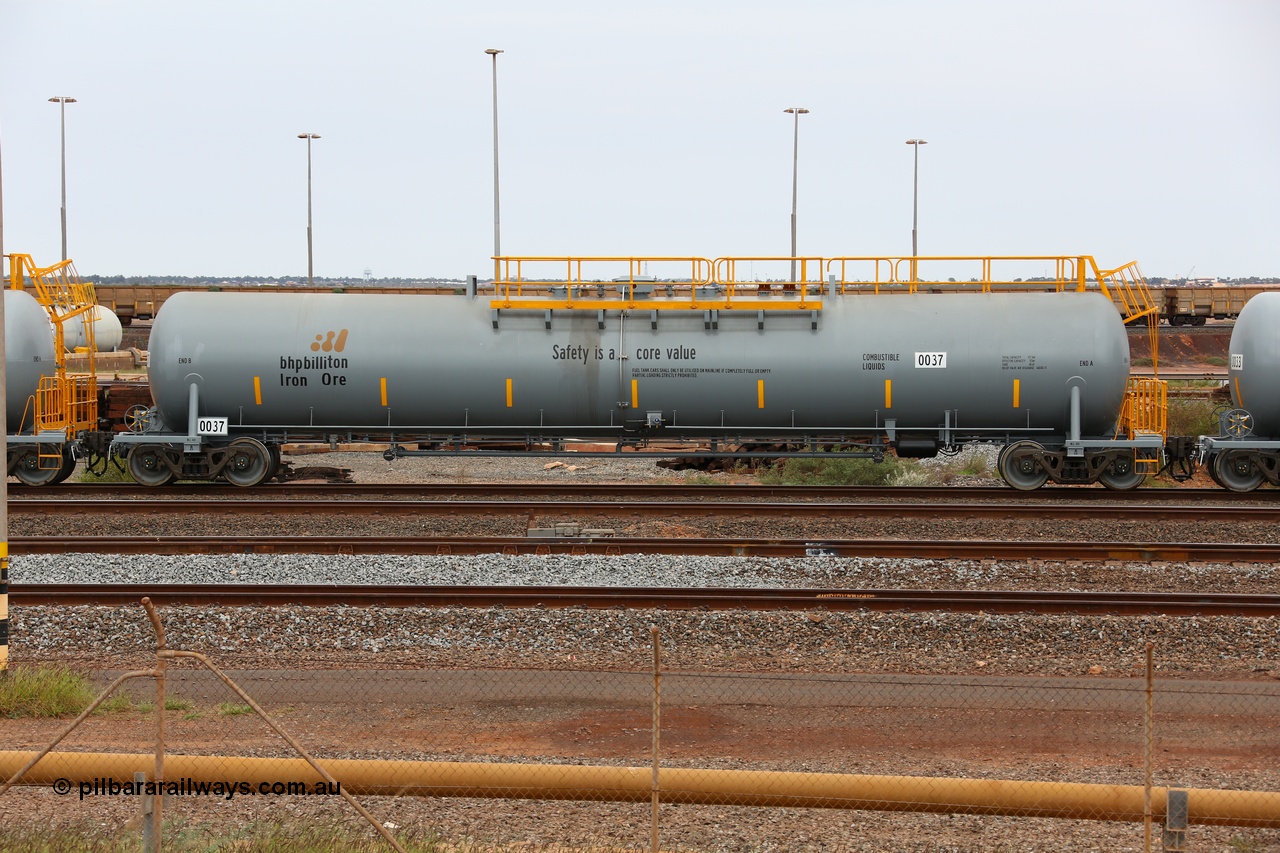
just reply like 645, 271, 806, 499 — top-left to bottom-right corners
2, 1, 1277, 281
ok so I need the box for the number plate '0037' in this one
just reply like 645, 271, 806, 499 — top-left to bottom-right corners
197, 417, 229, 436
914, 352, 947, 368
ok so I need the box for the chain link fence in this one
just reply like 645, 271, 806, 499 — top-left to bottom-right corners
2, 601, 1278, 852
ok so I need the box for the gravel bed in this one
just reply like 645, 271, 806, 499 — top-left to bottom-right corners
10, 601, 1280, 678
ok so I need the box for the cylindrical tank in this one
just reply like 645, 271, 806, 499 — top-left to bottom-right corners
58, 305, 124, 352
5, 289, 58, 433
147, 290, 1130, 441
1228, 292, 1280, 438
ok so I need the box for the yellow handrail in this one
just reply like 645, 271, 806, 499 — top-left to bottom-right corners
486, 254, 1160, 355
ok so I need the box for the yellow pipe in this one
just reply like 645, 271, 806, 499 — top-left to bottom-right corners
2, 751, 1278, 827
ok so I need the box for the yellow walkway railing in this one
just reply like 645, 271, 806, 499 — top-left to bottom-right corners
490, 254, 1159, 364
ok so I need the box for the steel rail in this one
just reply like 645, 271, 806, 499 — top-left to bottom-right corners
8, 534, 1280, 561
10, 497, 1280, 522
10, 483, 1278, 503
10, 583, 1279, 616
12, 481, 1280, 502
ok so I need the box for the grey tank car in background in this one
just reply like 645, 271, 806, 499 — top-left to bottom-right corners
4, 289, 58, 433
1199, 291, 1280, 491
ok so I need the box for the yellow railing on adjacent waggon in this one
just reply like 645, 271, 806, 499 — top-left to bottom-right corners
6, 253, 100, 442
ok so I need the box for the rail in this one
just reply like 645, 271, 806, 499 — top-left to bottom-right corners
11, 584, 1280, 616
11, 534, 1280, 562
12, 497, 1280, 522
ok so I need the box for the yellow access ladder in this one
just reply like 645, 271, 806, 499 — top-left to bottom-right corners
7, 253, 100, 467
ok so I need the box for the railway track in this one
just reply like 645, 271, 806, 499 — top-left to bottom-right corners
10, 583, 1280, 616
11, 483, 1278, 503
11, 497, 1280, 523
9, 533, 1280, 561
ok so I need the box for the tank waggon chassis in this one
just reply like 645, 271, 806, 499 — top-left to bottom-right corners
1196, 292, 1280, 492
105, 254, 1176, 492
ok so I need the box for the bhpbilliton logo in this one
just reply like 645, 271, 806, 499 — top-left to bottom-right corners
311, 330, 349, 353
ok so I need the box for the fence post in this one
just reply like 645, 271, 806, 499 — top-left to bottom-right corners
143, 599, 169, 851
1144, 642, 1155, 853
136, 771, 156, 853
651, 625, 661, 853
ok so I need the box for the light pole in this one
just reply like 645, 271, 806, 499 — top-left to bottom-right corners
485, 49, 504, 262
49, 96, 77, 261
784, 108, 809, 283
906, 138, 927, 279
297, 133, 320, 286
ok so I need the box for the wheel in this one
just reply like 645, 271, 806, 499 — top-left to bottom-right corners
222, 437, 272, 487
1205, 453, 1226, 488
1098, 453, 1145, 491
51, 446, 79, 485
128, 444, 177, 487
123, 404, 153, 433
11, 447, 63, 486
1192, 316, 1207, 326
1213, 449, 1264, 493
998, 440, 1049, 491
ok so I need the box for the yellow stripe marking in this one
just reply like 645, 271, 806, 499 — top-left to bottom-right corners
1234, 377, 1243, 407
1013, 378, 1021, 408
380, 377, 388, 407
757, 379, 765, 409
884, 379, 892, 409
631, 379, 639, 409
253, 376, 262, 405
505, 378, 513, 408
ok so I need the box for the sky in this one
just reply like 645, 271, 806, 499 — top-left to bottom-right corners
1, 0, 1278, 281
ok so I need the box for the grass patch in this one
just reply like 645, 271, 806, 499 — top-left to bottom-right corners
0, 818, 642, 852
218, 702, 254, 716
0, 665, 96, 718
1166, 397, 1220, 437
75, 457, 133, 484
94, 693, 151, 715
758, 454, 920, 486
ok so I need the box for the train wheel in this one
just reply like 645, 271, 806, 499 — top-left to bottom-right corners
1192, 316, 1207, 326
128, 444, 177, 487
1099, 453, 1145, 491
1205, 453, 1226, 488
11, 448, 63, 486
998, 440, 1049, 491
1213, 450, 1264, 493
222, 438, 272, 487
